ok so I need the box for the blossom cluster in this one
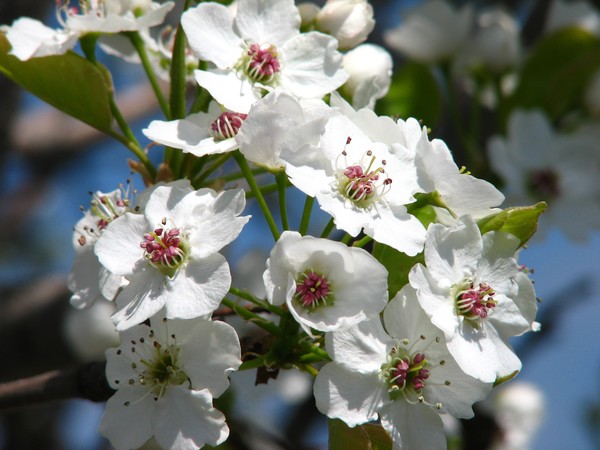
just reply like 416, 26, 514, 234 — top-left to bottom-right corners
1, 0, 571, 449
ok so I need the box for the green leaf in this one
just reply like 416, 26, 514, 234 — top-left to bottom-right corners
329, 419, 392, 450
477, 202, 547, 247
372, 242, 424, 299
0, 33, 113, 133
376, 61, 442, 128
510, 27, 600, 121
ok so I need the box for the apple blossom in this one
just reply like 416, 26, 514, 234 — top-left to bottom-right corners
100, 314, 241, 449
95, 181, 250, 330
180, 0, 348, 113
263, 231, 388, 334
409, 216, 538, 383
314, 285, 491, 450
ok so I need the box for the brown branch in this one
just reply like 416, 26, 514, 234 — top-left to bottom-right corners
0, 361, 114, 412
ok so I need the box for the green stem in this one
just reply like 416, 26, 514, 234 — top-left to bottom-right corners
352, 235, 372, 248
298, 340, 331, 362
298, 195, 314, 236
219, 167, 267, 183
238, 356, 269, 371
193, 153, 232, 187
298, 364, 319, 377
229, 287, 285, 317
340, 233, 353, 245
221, 298, 281, 336
246, 184, 278, 198
81, 35, 156, 180
276, 172, 290, 231
128, 32, 170, 119
233, 151, 281, 241
320, 218, 335, 238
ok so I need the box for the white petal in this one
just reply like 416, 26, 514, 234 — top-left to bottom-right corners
176, 319, 241, 397
153, 388, 229, 449
280, 32, 348, 98
195, 69, 258, 113
5, 17, 77, 60
327, 318, 390, 373
68, 246, 105, 309
163, 256, 231, 319
95, 213, 148, 277
314, 362, 386, 426
181, 3, 242, 68
187, 189, 250, 258
235, 0, 300, 46
447, 321, 522, 383
100, 388, 155, 450
112, 268, 166, 331
379, 401, 445, 450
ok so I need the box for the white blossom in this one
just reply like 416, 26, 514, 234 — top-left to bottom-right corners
413, 125, 505, 225
315, 0, 375, 51
488, 109, 600, 239
263, 231, 388, 334
314, 285, 491, 450
282, 99, 426, 255
69, 188, 131, 310
384, 0, 473, 64
2, 17, 78, 61
100, 314, 241, 449
409, 216, 538, 383
95, 181, 250, 330
235, 90, 334, 170
181, 0, 348, 113
545, 0, 600, 36
340, 43, 393, 110
143, 101, 245, 157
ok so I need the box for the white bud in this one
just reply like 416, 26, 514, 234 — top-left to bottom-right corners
341, 43, 393, 110
297, 2, 321, 26
384, 0, 473, 63
473, 9, 520, 73
315, 0, 375, 51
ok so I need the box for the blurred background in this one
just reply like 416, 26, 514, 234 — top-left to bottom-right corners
0, 0, 599, 449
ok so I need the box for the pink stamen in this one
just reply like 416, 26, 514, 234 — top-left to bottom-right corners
246, 43, 280, 83
140, 227, 184, 267
457, 282, 497, 319
295, 271, 331, 308
211, 111, 248, 141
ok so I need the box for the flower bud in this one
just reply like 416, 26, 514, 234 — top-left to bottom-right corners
315, 0, 375, 51
297, 2, 321, 27
341, 43, 393, 109
473, 9, 520, 74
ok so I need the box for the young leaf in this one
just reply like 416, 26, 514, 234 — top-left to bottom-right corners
509, 27, 600, 122
375, 61, 442, 128
373, 242, 424, 299
477, 202, 547, 247
0, 34, 113, 133
329, 419, 392, 450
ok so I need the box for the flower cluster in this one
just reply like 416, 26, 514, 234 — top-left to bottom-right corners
2, 0, 568, 449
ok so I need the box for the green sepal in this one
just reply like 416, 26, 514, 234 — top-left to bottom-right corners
0, 33, 113, 133
477, 202, 547, 247
407, 191, 450, 228
493, 369, 519, 387
508, 27, 600, 123
329, 419, 392, 450
375, 61, 442, 128
372, 242, 424, 300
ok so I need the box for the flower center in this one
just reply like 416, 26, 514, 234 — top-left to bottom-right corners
76, 189, 131, 247
239, 43, 281, 84
114, 323, 189, 402
336, 139, 392, 208
380, 337, 446, 410
294, 270, 334, 310
453, 278, 498, 321
526, 168, 560, 200
211, 111, 248, 141
140, 220, 188, 277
